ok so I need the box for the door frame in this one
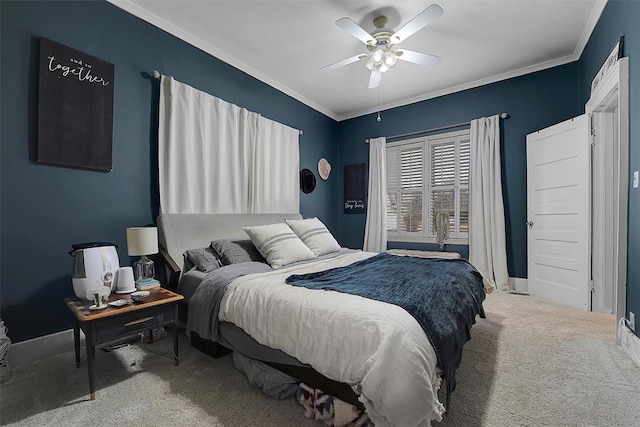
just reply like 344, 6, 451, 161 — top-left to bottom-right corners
586, 57, 628, 340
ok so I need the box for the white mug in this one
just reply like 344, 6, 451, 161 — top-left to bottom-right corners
86, 287, 109, 306
115, 266, 135, 293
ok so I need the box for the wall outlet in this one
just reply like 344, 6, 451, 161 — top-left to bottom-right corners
630, 312, 636, 331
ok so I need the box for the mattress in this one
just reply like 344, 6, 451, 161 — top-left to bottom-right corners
180, 265, 308, 367
217, 251, 444, 427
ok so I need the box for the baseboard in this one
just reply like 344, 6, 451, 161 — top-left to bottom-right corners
7, 328, 84, 369
509, 277, 528, 294
618, 318, 640, 368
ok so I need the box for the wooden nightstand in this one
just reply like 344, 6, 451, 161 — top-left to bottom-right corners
65, 287, 184, 400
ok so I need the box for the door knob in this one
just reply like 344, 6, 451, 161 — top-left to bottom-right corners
526, 221, 534, 229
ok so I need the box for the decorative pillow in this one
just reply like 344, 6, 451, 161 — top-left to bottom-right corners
183, 247, 222, 273
242, 223, 316, 269
285, 217, 341, 256
211, 239, 266, 265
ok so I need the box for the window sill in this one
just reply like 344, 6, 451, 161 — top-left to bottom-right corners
387, 236, 468, 245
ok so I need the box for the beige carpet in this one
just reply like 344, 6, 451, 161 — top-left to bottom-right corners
1, 292, 639, 426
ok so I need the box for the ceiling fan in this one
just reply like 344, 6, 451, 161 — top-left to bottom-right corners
320, 4, 443, 89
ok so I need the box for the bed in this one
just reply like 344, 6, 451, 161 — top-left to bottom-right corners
156, 213, 486, 426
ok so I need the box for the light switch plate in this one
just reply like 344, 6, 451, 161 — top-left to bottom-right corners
633, 171, 639, 188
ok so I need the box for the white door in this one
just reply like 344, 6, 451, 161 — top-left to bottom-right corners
526, 114, 590, 310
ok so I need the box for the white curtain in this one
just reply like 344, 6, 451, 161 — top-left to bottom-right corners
363, 137, 387, 252
250, 115, 299, 213
158, 76, 298, 214
469, 115, 509, 291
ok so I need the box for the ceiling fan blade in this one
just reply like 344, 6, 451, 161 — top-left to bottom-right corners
392, 4, 444, 44
336, 18, 376, 46
320, 54, 368, 72
395, 49, 441, 66
368, 69, 382, 89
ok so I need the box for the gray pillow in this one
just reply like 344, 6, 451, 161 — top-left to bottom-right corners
211, 239, 266, 265
183, 247, 222, 273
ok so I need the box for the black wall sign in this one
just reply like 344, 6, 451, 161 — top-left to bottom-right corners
37, 38, 115, 171
343, 163, 368, 214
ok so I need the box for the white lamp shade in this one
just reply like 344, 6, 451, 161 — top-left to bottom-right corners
126, 227, 158, 256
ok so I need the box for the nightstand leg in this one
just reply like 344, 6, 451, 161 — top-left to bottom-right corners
86, 328, 96, 400
73, 322, 81, 368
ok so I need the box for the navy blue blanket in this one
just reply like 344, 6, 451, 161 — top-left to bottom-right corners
285, 252, 486, 409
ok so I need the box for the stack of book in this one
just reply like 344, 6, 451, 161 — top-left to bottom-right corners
135, 278, 160, 290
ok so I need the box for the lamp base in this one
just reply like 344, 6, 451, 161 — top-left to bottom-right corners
133, 255, 155, 282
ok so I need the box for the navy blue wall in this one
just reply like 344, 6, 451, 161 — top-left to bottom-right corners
336, 64, 581, 278
0, 0, 338, 342
579, 0, 640, 333
3, 0, 636, 344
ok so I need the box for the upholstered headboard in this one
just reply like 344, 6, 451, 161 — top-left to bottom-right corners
157, 213, 303, 271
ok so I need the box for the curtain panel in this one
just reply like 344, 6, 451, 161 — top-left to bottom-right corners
469, 115, 509, 291
250, 115, 300, 213
158, 76, 299, 214
363, 137, 387, 252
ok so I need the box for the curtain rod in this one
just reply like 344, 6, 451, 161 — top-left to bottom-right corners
150, 70, 304, 136
365, 112, 509, 143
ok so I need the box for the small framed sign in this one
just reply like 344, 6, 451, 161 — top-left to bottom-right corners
343, 163, 368, 214
590, 36, 624, 96
37, 38, 115, 171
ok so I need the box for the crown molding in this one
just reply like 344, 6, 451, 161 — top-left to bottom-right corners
106, 0, 339, 121
337, 53, 578, 121
573, 0, 608, 58
108, 0, 606, 123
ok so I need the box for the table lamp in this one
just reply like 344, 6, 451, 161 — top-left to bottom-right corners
126, 227, 158, 283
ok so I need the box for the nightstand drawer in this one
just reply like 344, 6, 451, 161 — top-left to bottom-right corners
94, 305, 174, 344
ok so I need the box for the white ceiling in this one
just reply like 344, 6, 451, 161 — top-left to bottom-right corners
108, 0, 606, 121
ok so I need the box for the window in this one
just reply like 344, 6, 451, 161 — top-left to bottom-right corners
386, 129, 470, 243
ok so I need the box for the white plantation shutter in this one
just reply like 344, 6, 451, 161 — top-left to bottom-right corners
430, 140, 456, 236
387, 142, 424, 235
386, 130, 470, 241
400, 147, 423, 189
400, 146, 423, 234
400, 144, 424, 233
459, 138, 470, 234
401, 192, 423, 232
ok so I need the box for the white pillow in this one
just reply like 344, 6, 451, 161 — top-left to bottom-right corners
286, 217, 341, 256
242, 223, 316, 269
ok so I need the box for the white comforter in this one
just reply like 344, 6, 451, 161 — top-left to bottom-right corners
219, 251, 445, 426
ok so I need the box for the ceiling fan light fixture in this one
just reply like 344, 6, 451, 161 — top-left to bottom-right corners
379, 63, 389, 73
366, 59, 375, 71
372, 49, 384, 64
384, 52, 397, 67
